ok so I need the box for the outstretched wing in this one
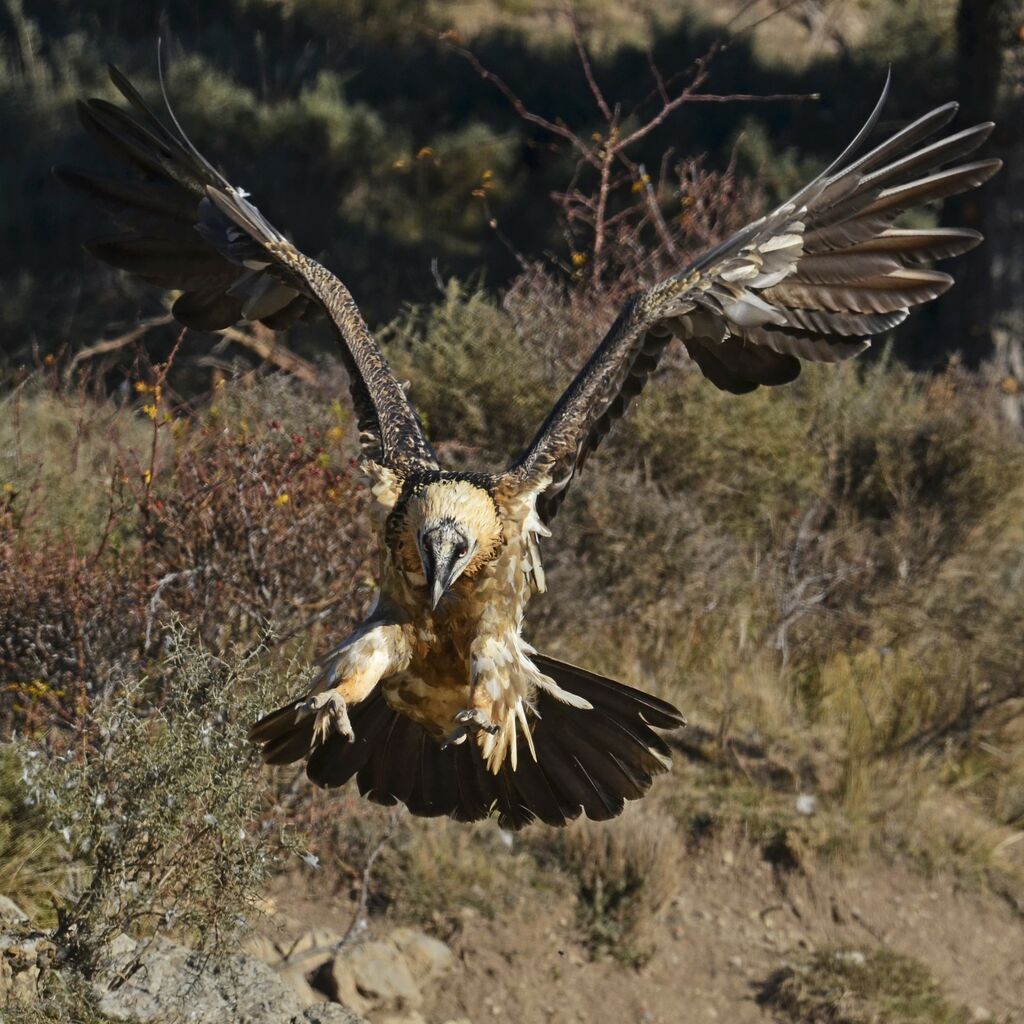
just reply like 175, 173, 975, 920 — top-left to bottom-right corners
56, 63, 437, 473
504, 77, 1001, 523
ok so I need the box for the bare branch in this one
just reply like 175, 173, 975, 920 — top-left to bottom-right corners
635, 163, 681, 262
614, 43, 718, 150
219, 324, 319, 386
64, 315, 174, 385
591, 146, 614, 283
569, 6, 613, 123
734, 0, 810, 38
145, 569, 202, 652
645, 47, 670, 107
445, 40, 599, 167
667, 90, 820, 105
277, 810, 401, 967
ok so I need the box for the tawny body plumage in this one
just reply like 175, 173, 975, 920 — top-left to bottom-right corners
61, 64, 999, 828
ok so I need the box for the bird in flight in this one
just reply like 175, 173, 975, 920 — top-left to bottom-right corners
59, 64, 999, 829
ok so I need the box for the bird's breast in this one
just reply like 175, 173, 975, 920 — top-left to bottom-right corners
381, 633, 471, 738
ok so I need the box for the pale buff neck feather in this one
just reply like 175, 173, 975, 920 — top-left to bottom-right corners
394, 480, 504, 576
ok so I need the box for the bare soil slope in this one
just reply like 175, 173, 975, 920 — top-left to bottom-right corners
267, 835, 1023, 1024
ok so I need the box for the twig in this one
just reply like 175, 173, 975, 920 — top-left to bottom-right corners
140, 329, 185, 520
64, 315, 174, 385
337, 813, 397, 947
636, 162, 681, 262
277, 810, 401, 969
219, 325, 319, 386
734, 0, 812, 39
445, 41, 598, 167
660, 91, 820, 104
569, 5, 612, 122
145, 569, 202, 652
616, 43, 720, 151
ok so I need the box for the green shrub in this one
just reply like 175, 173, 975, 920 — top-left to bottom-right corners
17, 625, 298, 975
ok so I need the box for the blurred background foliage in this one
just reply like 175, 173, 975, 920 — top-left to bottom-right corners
0, 0, 1020, 375
1, 2, 1024, 1016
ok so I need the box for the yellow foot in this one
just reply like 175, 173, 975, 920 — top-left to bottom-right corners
298, 690, 354, 746
441, 707, 499, 749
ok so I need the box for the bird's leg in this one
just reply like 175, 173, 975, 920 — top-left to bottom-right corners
442, 637, 504, 748
297, 621, 411, 747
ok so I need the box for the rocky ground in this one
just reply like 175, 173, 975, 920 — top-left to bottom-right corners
4, 826, 1024, 1024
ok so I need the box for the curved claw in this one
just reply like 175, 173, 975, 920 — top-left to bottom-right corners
298, 690, 354, 746
441, 707, 499, 749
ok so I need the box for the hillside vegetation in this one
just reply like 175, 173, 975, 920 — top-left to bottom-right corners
1, 1, 1021, 1021
2, 272, 1023, 1006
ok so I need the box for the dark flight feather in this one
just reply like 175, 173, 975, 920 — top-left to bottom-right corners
250, 653, 683, 829
506, 81, 1000, 523
57, 64, 436, 473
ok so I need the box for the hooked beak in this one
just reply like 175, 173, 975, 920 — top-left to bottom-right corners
421, 527, 466, 610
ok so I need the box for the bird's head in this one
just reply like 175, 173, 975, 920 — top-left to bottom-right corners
398, 479, 503, 609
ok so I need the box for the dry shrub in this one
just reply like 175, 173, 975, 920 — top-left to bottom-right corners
139, 382, 375, 656
0, 541, 145, 726
540, 804, 683, 962
0, 375, 376, 733
18, 625, 296, 976
759, 946, 972, 1024
0, 745, 66, 926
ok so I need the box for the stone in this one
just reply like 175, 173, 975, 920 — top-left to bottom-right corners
278, 963, 324, 1009
378, 1013, 427, 1024
94, 933, 309, 1023
303, 1004, 368, 1024
241, 933, 282, 965
795, 793, 817, 816
388, 928, 455, 986
0, 927, 55, 1007
327, 939, 422, 1015
834, 949, 866, 967
240, 927, 345, 1009
280, 927, 344, 972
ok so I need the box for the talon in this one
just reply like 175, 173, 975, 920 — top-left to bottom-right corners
440, 724, 468, 750
298, 690, 354, 746
443, 707, 499, 748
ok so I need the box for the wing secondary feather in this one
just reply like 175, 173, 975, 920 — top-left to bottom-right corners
57, 63, 436, 473
505, 80, 1000, 523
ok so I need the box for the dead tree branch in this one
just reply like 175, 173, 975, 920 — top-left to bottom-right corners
445, 13, 817, 293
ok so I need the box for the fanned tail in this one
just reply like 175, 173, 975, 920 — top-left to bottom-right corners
250, 655, 684, 831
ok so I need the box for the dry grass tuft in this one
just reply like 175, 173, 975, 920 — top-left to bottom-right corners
759, 946, 973, 1024
538, 804, 683, 962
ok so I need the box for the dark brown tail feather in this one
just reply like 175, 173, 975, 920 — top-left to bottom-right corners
249, 656, 685, 830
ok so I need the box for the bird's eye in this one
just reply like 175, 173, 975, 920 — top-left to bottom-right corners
455, 541, 468, 558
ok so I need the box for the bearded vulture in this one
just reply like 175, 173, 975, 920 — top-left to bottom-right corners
58, 64, 1000, 828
